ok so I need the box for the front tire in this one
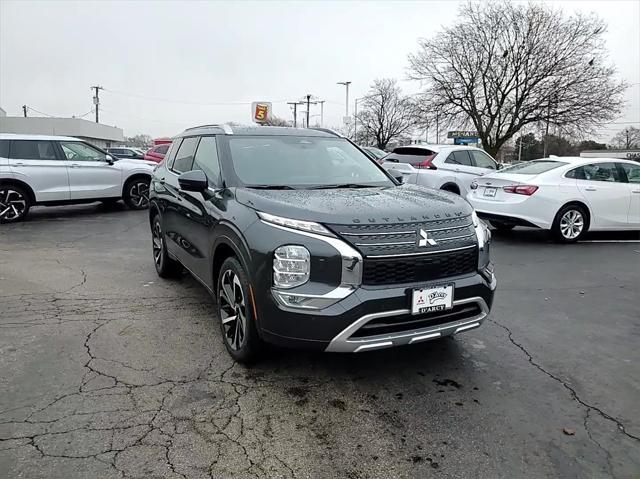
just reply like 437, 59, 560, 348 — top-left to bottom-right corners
124, 178, 150, 209
217, 257, 262, 363
552, 204, 588, 243
0, 185, 31, 223
151, 215, 182, 278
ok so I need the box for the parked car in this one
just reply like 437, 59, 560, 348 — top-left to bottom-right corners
0, 134, 156, 223
106, 147, 147, 160
149, 124, 495, 362
381, 145, 499, 196
361, 146, 387, 162
144, 143, 170, 163
467, 157, 640, 242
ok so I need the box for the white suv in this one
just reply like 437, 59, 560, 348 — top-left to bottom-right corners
0, 134, 156, 223
381, 145, 499, 195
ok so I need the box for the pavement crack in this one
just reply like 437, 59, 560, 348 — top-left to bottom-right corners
490, 318, 640, 443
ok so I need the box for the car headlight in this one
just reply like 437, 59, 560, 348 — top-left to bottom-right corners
258, 212, 333, 236
273, 245, 310, 288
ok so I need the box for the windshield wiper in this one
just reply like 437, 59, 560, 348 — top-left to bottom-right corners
247, 184, 297, 190
307, 183, 379, 189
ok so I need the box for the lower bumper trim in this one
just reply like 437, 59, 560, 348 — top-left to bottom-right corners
324, 297, 489, 353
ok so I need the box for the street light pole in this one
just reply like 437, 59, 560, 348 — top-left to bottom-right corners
337, 81, 351, 117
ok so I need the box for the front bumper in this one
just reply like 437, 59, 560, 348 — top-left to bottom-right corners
257, 270, 496, 352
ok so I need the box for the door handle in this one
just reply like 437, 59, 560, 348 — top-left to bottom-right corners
585, 187, 597, 191
632, 190, 640, 194
69, 163, 81, 168
14, 162, 25, 166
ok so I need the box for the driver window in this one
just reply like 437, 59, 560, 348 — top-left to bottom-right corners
59, 142, 107, 161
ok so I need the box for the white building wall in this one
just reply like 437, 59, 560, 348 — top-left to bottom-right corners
0, 116, 123, 148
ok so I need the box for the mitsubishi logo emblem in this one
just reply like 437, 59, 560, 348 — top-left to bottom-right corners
418, 229, 438, 247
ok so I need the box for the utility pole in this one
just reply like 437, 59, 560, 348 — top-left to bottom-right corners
91, 85, 103, 123
287, 102, 299, 127
354, 98, 359, 141
318, 101, 325, 127
337, 81, 351, 118
306, 94, 311, 129
22, 105, 27, 117
518, 134, 523, 162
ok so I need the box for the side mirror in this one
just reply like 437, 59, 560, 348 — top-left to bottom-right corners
178, 170, 208, 192
105, 154, 115, 165
387, 168, 405, 184
497, 163, 503, 170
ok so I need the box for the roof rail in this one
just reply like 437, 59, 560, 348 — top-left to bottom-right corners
184, 123, 234, 134
309, 127, 342, 137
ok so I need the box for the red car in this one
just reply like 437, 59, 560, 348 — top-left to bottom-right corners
144, 143, 170, 163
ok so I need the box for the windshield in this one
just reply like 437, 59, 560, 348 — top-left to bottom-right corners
228, 136, 393, 188
500, 160, 567, 174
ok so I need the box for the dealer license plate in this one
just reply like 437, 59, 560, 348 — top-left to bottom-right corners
412, 285, 454, 315
483, 187, 497, 197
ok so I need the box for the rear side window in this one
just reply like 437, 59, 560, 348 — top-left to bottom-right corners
172, 137, 199, 173
619, 162, 640, 183
10, 140, 57, 160
0, 140, 9, 158
445, 150, 472, 166
570, 163, 622, 182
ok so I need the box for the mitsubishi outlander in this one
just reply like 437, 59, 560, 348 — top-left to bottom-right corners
148, 125, 496, 362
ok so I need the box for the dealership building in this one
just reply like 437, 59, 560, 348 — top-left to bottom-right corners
0, 115, 123, 149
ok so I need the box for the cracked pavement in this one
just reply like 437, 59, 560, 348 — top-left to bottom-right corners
1, 204, 639, 478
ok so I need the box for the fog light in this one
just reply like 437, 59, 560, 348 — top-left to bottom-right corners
273, 245, 310, 288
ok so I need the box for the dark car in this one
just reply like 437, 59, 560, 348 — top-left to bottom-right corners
106, 147, 146, 160
148, 125, 495, 362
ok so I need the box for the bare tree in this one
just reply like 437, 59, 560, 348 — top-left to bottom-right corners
262, 115, 290, 127
355, 79, 417, 149
610, 126, 640, 149
408, 1, 626, 157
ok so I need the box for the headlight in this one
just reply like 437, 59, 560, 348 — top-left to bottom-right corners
273, 245, 310, 288
258, 212, 333, 236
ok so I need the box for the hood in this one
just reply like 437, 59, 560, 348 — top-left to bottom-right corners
115, 158, 157, 170
235, 184, 472, 225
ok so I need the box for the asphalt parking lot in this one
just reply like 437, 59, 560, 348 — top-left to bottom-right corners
1, 204, 639, 478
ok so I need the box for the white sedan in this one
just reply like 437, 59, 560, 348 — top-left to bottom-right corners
466, 157, 640, 242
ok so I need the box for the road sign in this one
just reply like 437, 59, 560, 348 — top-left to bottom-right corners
447, 130, 478, 139
252, 102, 272, 124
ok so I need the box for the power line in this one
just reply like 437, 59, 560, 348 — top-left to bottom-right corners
102, 88, 289, 106
25, 106, 56, 117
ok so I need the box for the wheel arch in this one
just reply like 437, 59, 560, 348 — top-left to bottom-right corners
0, 178, 36, 203
555, 200, 592, 229
122, 173, 152, 197
440, 182, 461, 195
210, 224, 253, 292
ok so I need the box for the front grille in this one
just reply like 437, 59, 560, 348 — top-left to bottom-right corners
362, 247, 478, 286
328, 216, 477, 258
350, 302, 482, 338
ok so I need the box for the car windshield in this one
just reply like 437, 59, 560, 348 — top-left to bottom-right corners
228, 136, 393, 188
500, 160, 567, 174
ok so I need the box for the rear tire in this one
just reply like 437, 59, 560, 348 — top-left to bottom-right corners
217, 257, 262, 363
490, 221, 515, 232
151, 215, 182, 278
123, 177, 150, 209
552, 204, 589, 243
0, 184, 31, 223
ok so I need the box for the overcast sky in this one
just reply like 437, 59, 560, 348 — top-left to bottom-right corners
1, 0, 638, 141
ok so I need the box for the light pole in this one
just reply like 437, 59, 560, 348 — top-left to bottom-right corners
337, 81, 351, 118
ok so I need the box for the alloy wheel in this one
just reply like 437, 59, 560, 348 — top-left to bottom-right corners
219, 269, 247, 351
129, 181, 149, 208
0, 188, 27, 221
560, 210, 584, 240
152, 221, 163, 267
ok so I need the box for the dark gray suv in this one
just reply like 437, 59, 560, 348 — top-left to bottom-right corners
148, 124, 496, 362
